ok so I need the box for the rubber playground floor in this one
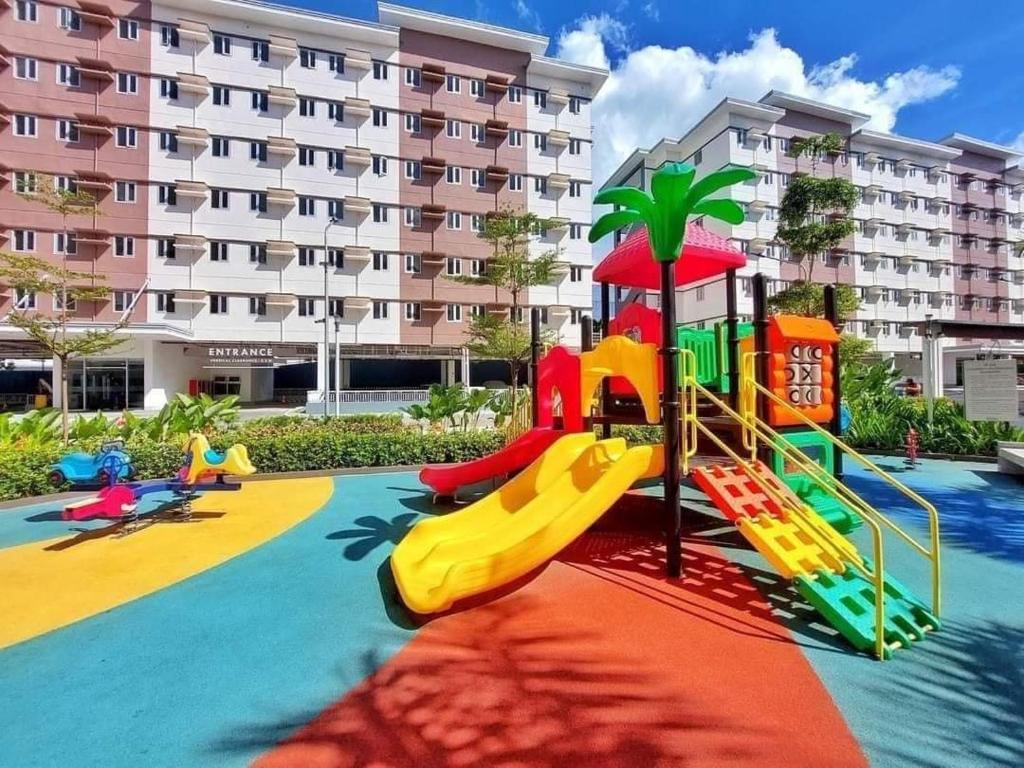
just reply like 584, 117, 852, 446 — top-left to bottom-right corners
0, 457, 1021, 768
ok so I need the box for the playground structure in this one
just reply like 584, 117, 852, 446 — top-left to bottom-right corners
62, 434, 256, 527
396, 163, 942, 660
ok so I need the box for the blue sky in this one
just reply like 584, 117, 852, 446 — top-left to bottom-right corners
279, 0, 1024, 184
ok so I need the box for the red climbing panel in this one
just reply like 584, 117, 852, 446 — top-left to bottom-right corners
691, 462, 789, 522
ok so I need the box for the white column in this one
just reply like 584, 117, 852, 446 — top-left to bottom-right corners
314, 341, 328, 399
51, 355, 63, 408
143, 339, 168, 410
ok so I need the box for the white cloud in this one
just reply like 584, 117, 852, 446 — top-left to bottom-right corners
513, 0, 542, 32
642, 2, 659, 21
555, 20, 960, 188
1011, 132, 1024, 152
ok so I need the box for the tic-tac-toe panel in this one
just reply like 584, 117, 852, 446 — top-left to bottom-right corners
766, 317, 840, 427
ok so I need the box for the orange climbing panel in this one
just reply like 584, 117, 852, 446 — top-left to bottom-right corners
692, 461, 787, 522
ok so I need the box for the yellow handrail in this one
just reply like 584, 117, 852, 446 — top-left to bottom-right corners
739, 352, 941, 618
680, 351, 699, 473
689, 377, 892, 659
504, 388, 533, 442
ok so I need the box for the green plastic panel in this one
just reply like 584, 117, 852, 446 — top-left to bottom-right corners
676, 328, 718, 387
795, 565, 939, 659
713, 321, 753, 393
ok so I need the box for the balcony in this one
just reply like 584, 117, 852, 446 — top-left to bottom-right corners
862, 251, 883, 265
344, 245, 371, 262
930, 257, 951, 270
176, 125, 209, 148
76, 57, 114, 82
344, 195, 371, 215
174, 180, 209, 200
746, 163, 769, 183
547, 129, 570, 148
421, 251, 446, 266
421, 109, 445, 128
486, 165, 509, 182
861, 184, 882, 201
265, 240, 296, 259
344, 146, 372, 166
344, 49, 373, 71
77, 2, 115, 27
177, 18, 210, 44
175, 290, 208, 305
927, 166, 945, 182
895, 159, 913, 175
485, 73, 510, 93
422, 203, 447, 220
74, 171, 113, 192
547, 173, 570, 192
344, 97, 371, 118
73, 229, 111, 247
268, 34, 297, 59
547, 216, 570, 231
75, 113, 113, 136
927, 196, 947, 212
747, 237, 769, 255
267, 85, 297, 108
422, 156, 446, 174
421, 62, 445, 83
928, 226, 950, 241
862, 152, 880, 169
930, 291, 949, 306
173, 233, 207, 252
267, 136, 297, 158
898, 255, 915, 268
421, 299, 446, 313
485, 118, 509, 137
266, 293, 297, 309
862, 217, 883, 233
547, 89, 569, 108
266, 187, 296, 207
743, 128, 768, 149
344, 296, 373, 312
176, 72, 210, 97
746, 200, 767, 217
895, 223, 914, 238
897, 190, 915, 204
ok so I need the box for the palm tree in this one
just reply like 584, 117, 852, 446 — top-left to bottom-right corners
588, 162, 755, 261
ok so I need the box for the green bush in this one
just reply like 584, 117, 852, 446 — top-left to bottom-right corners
0, 446, 63, 501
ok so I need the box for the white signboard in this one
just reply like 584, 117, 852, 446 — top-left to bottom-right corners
963, 359, 1018, 421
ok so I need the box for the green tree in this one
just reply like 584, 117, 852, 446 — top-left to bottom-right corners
774, 132, 861, 315
767, 280, 860, 320
1, 175, 134, 442
453, 207, 560, 406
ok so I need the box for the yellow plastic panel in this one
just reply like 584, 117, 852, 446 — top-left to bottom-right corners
736, 513, 846, 579
580, 336, 661, 424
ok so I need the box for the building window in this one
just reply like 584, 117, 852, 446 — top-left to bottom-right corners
471, 214, 484, 232
509, 174, 523, 192
569, 181, 582, 198
404, 207, 421, 227
298, 247, 317, 267
213, 33, 231, 55
569, 224, 582, 240
534, 177, 547, 195
405, 161, 422, 180
569, 96, 581, 114
471, 123, 484, 143
54, 232, 77, 255
405, 302, 421, 321
404, 254, 421, 273
211, 189, 228, 209
14, 288, 36, 309
328, 102, 344, 121
372, 252, 389, 271
252, 40, 269, 62
160, 24, 179, 47
470, 259, 485, 277
695, 286, 705, 301
469, 304, 486, 319
118, 18, 139, 40
249, 244, 267, 264
212, 137, 230, 157
471, 78, 485, 97
116, 126, 137, 148
157, 292, 175, 312
14, 56, 37, 80
373, 204, 388, 223
471, 169, 484, 189
569, 266, 583, 282
373, 301, 388, 319
113, 290, 132, 312
372, 61, 388, 80
157, 239, 176, 259
446, 166, 462, 185
56, 63, 80, 87
14, 171, 37, 194
508, 86, 522, 103
446, 257, 462, 276
58, 7, 81, 30
446, 120, 462, 139
328, 199, 344, 219
210, 242, 228, 262
299, 146, 315, 166
159, 131, 178, 152
508, 129, 522, 147
405, 113, 421, 133
210, 294, 228, 315
446, 74, 461, 93
447, 304, 462, 322
534, 91, 547, 109
213, 85, 230, 105
569, 138, 582, 156
405, 67, 421, 88
56, 120, 80, 142
114, 235, 135, 257
250, 141, 267, 162
299, 197, 316, 216
53, 292, 77, 312
158, 184, 177, 205
115, 72, 138, 94
329, 54, 344, 73
447, 211, 462, 230
251, 91, 269, 112
14, 114, 37, 137
13, 230, 36, 252
115, 181, 136, 203
299, 97, 316, 117
570, 309, 582, 325
15, 1, 38, 22
372, 155, 388, 176
329, 298, 344, 317
299, 48, 316, 68
250, 192, 267, 213
249, 296, 266, 316
534, 133, 547, 151
298, 298, 315, 317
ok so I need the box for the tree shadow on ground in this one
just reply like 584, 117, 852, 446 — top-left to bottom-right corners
215, 595, 767, 768
326, 514, 420, 561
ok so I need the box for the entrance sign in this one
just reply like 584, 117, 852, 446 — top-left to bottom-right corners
182, 343, 316, 367
963, 359, 1018, 421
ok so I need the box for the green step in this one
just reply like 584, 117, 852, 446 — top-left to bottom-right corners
802, 489, 862, 535
795, 565, 939, 659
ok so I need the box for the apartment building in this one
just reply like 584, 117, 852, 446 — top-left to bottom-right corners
0, 0, 605, 409
602, 91, 1024, 381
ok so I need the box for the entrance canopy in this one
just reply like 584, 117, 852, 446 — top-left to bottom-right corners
594, 223, 746, 290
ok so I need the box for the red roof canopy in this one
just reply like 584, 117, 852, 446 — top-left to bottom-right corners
593, 223, 746, 290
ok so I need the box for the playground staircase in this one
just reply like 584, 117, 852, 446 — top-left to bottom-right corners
692, 461, 939, 659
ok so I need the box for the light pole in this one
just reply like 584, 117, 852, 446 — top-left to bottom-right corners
322, 217, 339, 419
333, 313, 342, 417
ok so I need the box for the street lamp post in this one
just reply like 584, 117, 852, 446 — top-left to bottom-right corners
322, 217, 339, 419
333, 314, 342, 418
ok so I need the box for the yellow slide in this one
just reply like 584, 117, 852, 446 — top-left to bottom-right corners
392, 434, 665, 614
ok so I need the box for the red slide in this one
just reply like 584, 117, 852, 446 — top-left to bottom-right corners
419, 427, 566, 496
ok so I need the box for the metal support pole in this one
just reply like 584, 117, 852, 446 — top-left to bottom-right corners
752, 273, 770, 465
660, 262, 682, 579
530, 307, 541, 428
725, 268, 740, 409
321, 218, 337, 420
581, 314, 594, 432
333, 315, 342, 418
600, 281, 612, 439
823, 284, 844, 479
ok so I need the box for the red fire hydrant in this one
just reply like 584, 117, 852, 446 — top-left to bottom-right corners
905, 427, 919, 468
